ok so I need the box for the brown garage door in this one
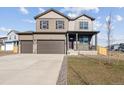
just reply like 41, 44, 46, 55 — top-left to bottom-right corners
21, 40, 33, 53
37, 40, 65, 54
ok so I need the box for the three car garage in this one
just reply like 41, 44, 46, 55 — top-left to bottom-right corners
18, 32, 66, 54
20, 40, 65, 54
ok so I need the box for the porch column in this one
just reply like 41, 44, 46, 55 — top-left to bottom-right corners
33, 39, 37, 54
95, 34, 97, 50
76, 33, 78, 50
18, 40, 21, 54
67, 33, 69, 51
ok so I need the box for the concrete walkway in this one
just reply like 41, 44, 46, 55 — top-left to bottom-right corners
0, 54, 64, 85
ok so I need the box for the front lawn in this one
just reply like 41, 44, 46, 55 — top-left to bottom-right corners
67, 55, 124, 85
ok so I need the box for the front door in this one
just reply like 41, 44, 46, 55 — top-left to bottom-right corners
69, 34, 76, 49
69, 40, 74, 49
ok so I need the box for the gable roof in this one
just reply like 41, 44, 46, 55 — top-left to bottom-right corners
0, 36, 7, 39
34, 9, 70, 20
34, 9, 95, 21
17, 31, 34, 35
71, 14, 95, 21
7, 30, 19, 35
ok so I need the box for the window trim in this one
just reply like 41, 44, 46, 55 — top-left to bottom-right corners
56, 20, 64, 29
14, 35, 16, 39
40, 20, 49, 30
79, 21, 89, 30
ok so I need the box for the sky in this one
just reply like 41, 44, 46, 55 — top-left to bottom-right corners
0, 7, 124, 46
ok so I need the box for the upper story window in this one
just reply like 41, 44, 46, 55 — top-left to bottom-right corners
9, 36, 11, 40
80, 21, 88, 30
40, 20, 49, 30
14, 35, 16, 39
56, 21, 64, 29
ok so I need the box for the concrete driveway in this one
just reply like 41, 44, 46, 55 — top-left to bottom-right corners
0, 54, 64, 85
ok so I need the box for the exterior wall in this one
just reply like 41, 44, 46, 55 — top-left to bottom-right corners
39, 11, 65, 18
68, 16, 93, 31
36, 11, 69, 32
18, 35, 33, 40
33, 34, 66, 40
36, 18, 68, 32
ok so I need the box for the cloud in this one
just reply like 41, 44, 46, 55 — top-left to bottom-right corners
105, 16, 109, 22
38, 8, 45, 13
22, 19, 35, 24
93, 21, 102, 30
97, 16, 101, 20
67, 13, 77, 18
61, 7, 99, 18
115, 15, 123, 21
0, 27, 12, 37
0, 27, 12, 32
106, 15, 123, 22
19, 7, 29, 14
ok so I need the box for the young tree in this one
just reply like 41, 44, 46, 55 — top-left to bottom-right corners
106, 13, 112, 64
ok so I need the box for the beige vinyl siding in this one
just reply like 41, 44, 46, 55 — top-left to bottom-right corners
19, 35, 33, 40
33, 34, 66, 40
36, 18, 68, 32
68, 16, 93, 31
36, 11, 69, 32
39, 11, 65, 18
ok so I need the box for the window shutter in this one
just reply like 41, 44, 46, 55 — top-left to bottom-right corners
47, 21, 49, 29
56, 21, 57, 29
40, 21, 42, 29
63, 21, 64, 29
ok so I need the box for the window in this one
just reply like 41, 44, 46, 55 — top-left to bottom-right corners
79, 36, 89, 44
9, 36, 11, 40
80, 21, 88, 30
56, 21, 64, 29
40, 20, 49, 30
14, 35, 16, 39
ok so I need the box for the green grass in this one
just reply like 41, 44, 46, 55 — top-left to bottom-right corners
67, 55, 124, 85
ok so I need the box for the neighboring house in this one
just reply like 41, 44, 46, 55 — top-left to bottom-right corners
5, 30, 19, 51
0, 37, 7, 51
18, 9, 99, 54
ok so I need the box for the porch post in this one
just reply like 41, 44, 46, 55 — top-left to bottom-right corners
67, 33, 69, 51
95, 34, 97, 50
33, 39, 37, 54
76, 33, 78, 50
18, 40, 21, 54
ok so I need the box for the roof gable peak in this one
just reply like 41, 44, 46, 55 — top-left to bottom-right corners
34, 8, 70, 20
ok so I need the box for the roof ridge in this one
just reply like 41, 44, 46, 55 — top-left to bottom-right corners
34, 8, 95, 21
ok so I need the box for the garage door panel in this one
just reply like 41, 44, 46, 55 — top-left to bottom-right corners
5, 43, 13, 51
21, 41, 33, 53
37, 40, 65, 54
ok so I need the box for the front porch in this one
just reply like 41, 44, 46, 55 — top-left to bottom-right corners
66, 31, 99, 55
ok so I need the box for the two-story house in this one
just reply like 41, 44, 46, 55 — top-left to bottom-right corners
5, 30, 19, 51
18, 9, 99, 54
0, 37, 7, 51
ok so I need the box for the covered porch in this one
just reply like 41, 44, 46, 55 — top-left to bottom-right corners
66, 31, 99, 52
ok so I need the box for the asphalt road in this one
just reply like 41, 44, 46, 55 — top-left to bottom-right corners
0, 54, 64, 85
